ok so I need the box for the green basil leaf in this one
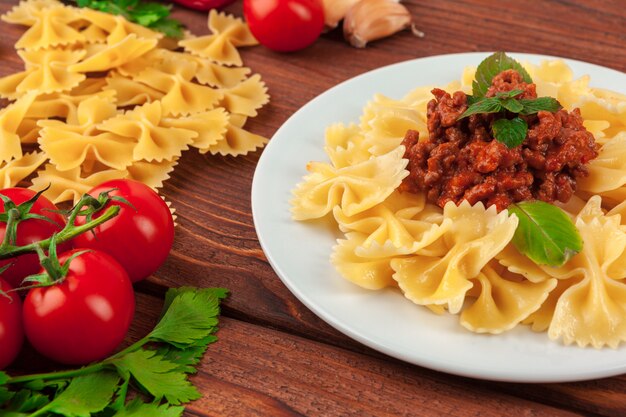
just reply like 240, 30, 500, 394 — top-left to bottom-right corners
500, 98, 524, 113
492, 117, 527, 148
458, 97, 502, 119
519, 97, 562, 115
472, 52, 533, 97
509, 201, 583, 267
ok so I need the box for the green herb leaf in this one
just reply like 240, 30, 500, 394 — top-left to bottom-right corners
112, 398, 184, 417
509, 201, 583, 266
458, 97, 502, 119
43, 371, 120, 417
0, 372, 8, 385
500, 97, 524, 113
1, 389, 50, 412
472, 52, 533, 97
495, 89, 524, 99
113, 350, 200, 405
519, 97, 562, 115
150, 287, 228, 348
76, 0, 184, 38
492, 117, 528, 148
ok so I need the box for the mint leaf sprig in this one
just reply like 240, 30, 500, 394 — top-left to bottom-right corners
457, 52, 563, 149
0, 287, 228, 415
75, 0, 185, 38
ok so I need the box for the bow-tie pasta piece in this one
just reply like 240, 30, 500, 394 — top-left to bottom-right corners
194, 59, 251, 88
2, 0, 60, 25
133, 60, 223, 116
38, 96, 136, 171
0, 49, 86, 98
578, 132, 626, 205
331, 232, 398, 290
391, 201, 518, 314
162, 108, 229, 151
0, 152, 47, 188
205, 114, 267, 156
69, 34, 157, 73
360, 95, 427, 156
97, 101, 196, 162
218, 74, 269, 118
78, 8, 162, 45
127, 159, 178, 190
291, 146, 409, 221
180, 10, 258, 66
104, 72, 164, 107
459, 263, 556, 334
31, 163, 128, 204
324, 123, 371, 168
547, 199, 626, 348
333, 191, 448, 257
0, 92, 37, 162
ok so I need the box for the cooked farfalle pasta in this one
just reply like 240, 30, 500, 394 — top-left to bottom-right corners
292, 58, 626, 347
291, 146, 409, 220
392, 202, 518, 314
0, 0, 268, 204
324, 123, 370, 168
180, 10, 258, 66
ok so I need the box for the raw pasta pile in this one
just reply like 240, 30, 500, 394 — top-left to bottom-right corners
291, 59, 626, 348
0, 0, 269, 204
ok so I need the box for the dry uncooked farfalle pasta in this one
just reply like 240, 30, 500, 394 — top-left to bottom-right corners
180, 10, 258, 66
0, 0, 269, 204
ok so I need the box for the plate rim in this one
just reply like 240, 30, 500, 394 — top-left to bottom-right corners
251, 52, 626, 383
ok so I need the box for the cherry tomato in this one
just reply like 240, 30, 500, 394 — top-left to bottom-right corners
244, 0, 325, 52
0, 278, 23, 369
23, 249, 135, 365
0, 188, 69, 288
173, 0, 236, 11
73, 179, 174, 283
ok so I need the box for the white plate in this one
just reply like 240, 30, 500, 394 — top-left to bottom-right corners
251, 52, 626, 383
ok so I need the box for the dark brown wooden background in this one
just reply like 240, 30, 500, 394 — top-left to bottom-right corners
2, 0, 626, 415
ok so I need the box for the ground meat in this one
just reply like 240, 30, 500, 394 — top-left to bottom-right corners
400, 70, 599, 211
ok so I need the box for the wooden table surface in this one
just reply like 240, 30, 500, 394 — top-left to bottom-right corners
2, 0, 626, 416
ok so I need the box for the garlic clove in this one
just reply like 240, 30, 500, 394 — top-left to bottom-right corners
322, 0, 361, 30
343, 0, 420, 48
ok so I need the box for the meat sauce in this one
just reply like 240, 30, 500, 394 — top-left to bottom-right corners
400, 69, 599, 211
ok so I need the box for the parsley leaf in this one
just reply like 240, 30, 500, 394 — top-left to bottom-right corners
519, 97, 562, 115
0, 287, 228, 414
492, 117, 528, 148
75, 0, 184, 38
509, 201, 583, 266
112, 398, 184, 417
114, 350, 200, 405
42, 371, 120, 417
473, 52, 533, 97
151, 287, 227, 348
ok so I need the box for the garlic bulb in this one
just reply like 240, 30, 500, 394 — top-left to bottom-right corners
343, 0, 420, 48
322, 0, 361, 30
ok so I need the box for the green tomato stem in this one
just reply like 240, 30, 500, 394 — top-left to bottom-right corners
0, 205, 120, 260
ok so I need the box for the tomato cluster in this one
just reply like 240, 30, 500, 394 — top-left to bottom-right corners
0, 179, 174, 369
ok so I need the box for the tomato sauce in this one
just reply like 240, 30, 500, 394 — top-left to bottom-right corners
400, 70, 599, 211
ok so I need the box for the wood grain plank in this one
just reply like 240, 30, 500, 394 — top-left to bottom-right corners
187, 317, 590, 417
